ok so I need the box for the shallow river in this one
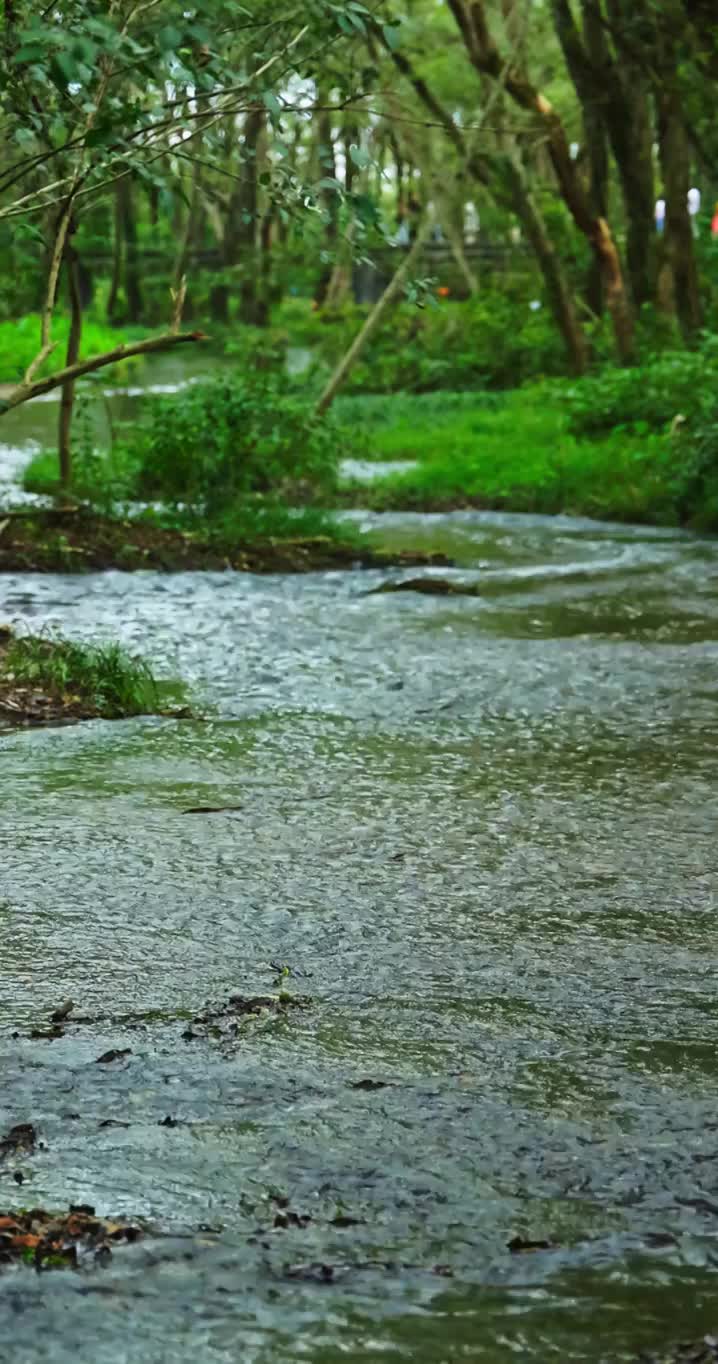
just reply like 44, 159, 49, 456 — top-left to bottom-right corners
1, 378, 718, 1361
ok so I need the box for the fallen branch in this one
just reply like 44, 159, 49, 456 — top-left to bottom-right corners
0, 329, 208, 413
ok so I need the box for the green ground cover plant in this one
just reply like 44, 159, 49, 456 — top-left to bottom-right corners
0, 630, 163, 718
343, 384, 711, 527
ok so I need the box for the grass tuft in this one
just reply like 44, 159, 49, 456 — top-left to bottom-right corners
1, 630, 162, 719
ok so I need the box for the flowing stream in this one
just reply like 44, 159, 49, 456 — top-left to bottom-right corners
1, 363, 718, 1362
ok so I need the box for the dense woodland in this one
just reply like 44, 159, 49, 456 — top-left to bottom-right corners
1, 0, 718, 526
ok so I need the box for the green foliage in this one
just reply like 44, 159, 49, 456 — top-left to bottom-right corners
23, 369, 357, 523
199, 498, 354, 544
2, 632, 161, 718
128, 370, 346, 510
0, 314, 151, 384
561, 336, 718, 437
333, 390, 505, 452
282, 292, 567, 393
342, 384, 702, 526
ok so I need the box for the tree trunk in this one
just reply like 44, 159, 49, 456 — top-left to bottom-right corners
553, 0, 655, 311
451, 0, 634, 361
58, 246, 83, 490
657, 89, 702, 338
314, 102, 339, 307
238, 107, 264, 324
173, 158, 203, 318
317, 214, 433, 416
117, 175, 143, 323
107, 183, 123, 321
502, 157, 588, 374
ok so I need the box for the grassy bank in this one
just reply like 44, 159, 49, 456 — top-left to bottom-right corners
0, 625, 175, 726
337, 383, 718, 529
0, 507, 451, 574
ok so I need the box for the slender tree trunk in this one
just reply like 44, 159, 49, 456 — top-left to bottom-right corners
503, 157, 588, 374
58, 246, 83, 489
657, 88, 702, 338
238, 107, 264, 324
107, 183, 123, 321
317, 214, 433, 416
117, 175, 143, 323
314, 101, 339, 306
173, 159, 203, 320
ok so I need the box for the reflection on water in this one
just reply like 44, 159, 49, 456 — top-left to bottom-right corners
1, 413, 718, 1359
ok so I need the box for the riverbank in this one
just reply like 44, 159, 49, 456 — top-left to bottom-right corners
0, 507, 452, 574
0, 626, 173, 727
335, 385, 718, 531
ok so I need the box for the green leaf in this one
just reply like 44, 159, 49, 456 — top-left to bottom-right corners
349, 144, 370, 168
158, 25, 183, 51
382, 23, 401, 49
262, 90, 281, 117
13, 45, 45, 63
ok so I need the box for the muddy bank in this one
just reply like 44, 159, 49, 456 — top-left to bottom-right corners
0, 508, 451, 574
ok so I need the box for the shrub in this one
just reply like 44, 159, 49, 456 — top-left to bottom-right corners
561, 335, 718, 437
671, 399, 718, 526
127, 370, 345, 511
285, 291, 569, 394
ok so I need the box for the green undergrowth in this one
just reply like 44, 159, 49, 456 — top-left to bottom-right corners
340, 383, 718, 529
273, 293, 569, 393
23, 369, 356, 530
0, 630, 168, 718
0, 314, 153, 385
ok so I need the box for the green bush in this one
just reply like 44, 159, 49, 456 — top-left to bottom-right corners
671, 399, 718, 526
129, 370, 347, 510
280, 292, 568, 394
561, 335, 718, 437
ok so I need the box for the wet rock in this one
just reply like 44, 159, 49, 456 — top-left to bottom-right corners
350, 1079, 391, 1091
0, 1123, 36, 1162
368, 576, 480, 597
182, 805, 244, 815
507, 1235, 556, 1253
285, 1261, 343, 1283
183, 992, 311, 1046
51, 1000, 75, 1023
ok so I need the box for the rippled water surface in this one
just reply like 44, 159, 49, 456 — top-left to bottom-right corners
2, 468, 718, 1357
